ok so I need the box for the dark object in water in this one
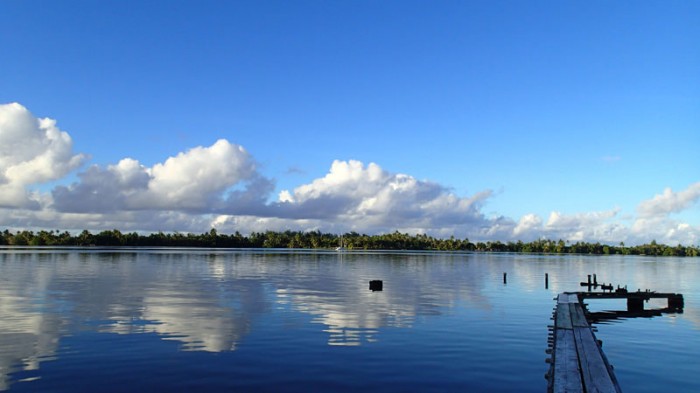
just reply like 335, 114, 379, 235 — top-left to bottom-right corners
369, 280, 383, 291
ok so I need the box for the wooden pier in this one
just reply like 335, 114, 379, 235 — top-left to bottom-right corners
547, 293, 621, 393
577, 291, 684, 313
546, 290, 684, 392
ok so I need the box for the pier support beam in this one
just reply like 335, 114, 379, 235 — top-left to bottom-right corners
627, 297, 644, 312
668, 294, 684, 310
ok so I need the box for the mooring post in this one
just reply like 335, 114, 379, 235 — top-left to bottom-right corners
593, 274, 597, 285
545, 273, 549, 289
627, 296, 644, 312
587, 274, 591, 285
668, 294, 684, 310
503, 272, 507, 284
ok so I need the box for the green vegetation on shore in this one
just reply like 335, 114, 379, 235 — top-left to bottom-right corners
1, 229, 698, 256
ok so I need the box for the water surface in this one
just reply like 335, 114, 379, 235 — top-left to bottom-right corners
1, 249, 698, 392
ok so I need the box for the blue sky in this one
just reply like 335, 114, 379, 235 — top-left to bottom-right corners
1, 1, 698, 244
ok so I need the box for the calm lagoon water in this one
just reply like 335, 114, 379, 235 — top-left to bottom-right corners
0, 248, 698, 392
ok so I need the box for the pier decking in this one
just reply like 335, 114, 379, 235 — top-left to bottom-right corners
547, 293, 621, 393
546, 290, 684, 392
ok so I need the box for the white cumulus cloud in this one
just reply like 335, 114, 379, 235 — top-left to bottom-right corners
272, 160, 494, 235
543, 209, 626, 242
0, 103, 86, 208
52, 139, 273, 214
629, 182, 700, 245
636, 183, 700, 218
631, 216, 699, 246
2, 103, 698, 246
514, 214, 542, 237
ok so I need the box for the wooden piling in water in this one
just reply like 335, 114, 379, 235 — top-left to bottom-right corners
669, 294, 684, 310
627, 297, 644, 312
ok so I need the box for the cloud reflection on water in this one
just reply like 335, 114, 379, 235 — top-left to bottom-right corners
272, 252, 496, 346
0, 254, 63, 391
0, 250, 499, 389
1, 250, 697, 391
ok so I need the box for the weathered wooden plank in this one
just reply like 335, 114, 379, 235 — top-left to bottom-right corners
556, 304, 573, 330
573, 327, 619, 393
558, 293, 579, 304
550, 293, 623, 393
570, 303, 589, 328
553, 329, 583, 393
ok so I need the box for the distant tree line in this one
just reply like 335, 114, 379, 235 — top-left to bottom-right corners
0, 229, 698, 257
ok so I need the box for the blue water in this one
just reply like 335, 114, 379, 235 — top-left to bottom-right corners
0, 249, 698, 392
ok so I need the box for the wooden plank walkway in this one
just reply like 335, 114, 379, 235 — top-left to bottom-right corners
546, 293, 622, 393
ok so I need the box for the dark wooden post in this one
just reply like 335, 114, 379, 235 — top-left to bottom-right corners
503, 272, 507, 284
545, 273, 549, 289
627, 296, 644, 312
668, 294, 684, 310
369, 280, 383, 291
